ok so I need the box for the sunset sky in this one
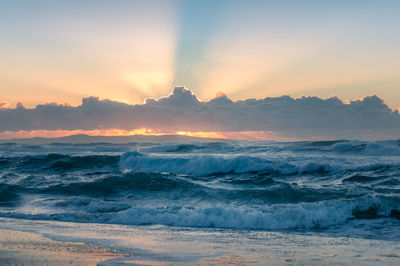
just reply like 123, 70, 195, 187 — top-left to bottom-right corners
1, 0, 400, 140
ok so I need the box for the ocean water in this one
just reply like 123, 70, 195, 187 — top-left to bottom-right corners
0, 139, 400, 242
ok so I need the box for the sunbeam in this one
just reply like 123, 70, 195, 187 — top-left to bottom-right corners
172, 0, 228, 90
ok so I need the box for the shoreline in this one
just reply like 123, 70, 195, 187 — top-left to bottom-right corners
0, 217, 400, 265
0, 228, 124, 266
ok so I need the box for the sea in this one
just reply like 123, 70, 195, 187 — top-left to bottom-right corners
1, 139, 400, 264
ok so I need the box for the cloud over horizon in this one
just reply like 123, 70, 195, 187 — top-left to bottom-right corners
1, 87, 400, 140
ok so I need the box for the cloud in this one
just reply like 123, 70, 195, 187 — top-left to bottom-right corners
1, 87, 400, 140
0, 102, 10, 109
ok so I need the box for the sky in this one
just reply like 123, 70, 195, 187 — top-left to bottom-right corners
1, 0, 400, 140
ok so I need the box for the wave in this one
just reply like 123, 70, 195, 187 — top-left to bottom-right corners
0, 184, 21, 206
1, 195, 398, 230
109, 196, 400, 229
143, 139, 400, 156
120, 152, 263, 176
3, 139, 400, 158
119, 151, 337, 176
2, 149, 398, 179
144, 142, 230, 153
8, 167, 394, 207
119, 151, 400, 176
38, 172, 209, 198
2, 154, 120, 171
299, 140, 400, 156
5, 172, 348, 205
330, 141, 400, 156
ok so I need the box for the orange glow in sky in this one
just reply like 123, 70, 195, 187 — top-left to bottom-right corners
0, 129, 301, 141
176, 131, 226, 139
0, 128, 164, 140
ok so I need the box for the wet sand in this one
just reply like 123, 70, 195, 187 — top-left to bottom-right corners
0, 229, 124, 265
0, 217, 400, 265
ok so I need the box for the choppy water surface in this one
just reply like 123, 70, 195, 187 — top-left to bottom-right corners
0, 140, 399, 240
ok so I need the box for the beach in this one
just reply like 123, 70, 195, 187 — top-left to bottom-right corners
0, 227, 123, 265
1, 217, 400, 265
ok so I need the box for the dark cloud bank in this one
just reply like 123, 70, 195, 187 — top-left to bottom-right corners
1, 87, 400, 140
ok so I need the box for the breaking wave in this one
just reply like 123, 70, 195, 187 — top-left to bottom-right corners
1, 195, 399, 230
119, 151, 400, 176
